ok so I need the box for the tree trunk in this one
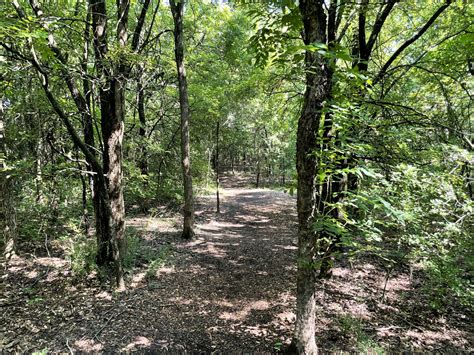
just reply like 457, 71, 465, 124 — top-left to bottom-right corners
256, 160, 260, 188
35, 120, 44, 204
0, 102, 17, 261
216, 120, 220, 214
137, 66, 148, 176
90, 0, 128, 289
171, 0, 195, 239
292, 1, 332, 353
80, 6, 95, 237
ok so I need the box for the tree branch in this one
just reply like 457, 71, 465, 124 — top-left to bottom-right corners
374, 0, 452, 84
365, 0, 398, 58
131, 0, 151, 52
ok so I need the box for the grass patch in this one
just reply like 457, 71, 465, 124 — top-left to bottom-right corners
124, 231, 171, 280
337, 314, 385, 354
68, 236, 97, 278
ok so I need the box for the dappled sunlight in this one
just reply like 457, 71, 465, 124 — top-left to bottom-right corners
332, 267, 351, 278
219, 300, 271, 322
156, 266, 176, 276
74, 338, 103, 352
127, 217, 178, 234
379, 275, 411, 293
345, 303, 372, 320
130, 271, 147, 288
24, 270, 39, 279
95, 291, 113, 301
404, 329, 470, 348
34, 257, 68, 268
122, 336, 152, 351
275, 311, 296, 324
45, 269, 63, 283
192, 242, 228, 259
3, 173, 471, 353
272, 244, 297, 251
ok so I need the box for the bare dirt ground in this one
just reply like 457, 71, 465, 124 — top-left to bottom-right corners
1, 172, 472, 353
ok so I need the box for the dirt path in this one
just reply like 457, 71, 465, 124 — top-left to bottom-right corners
124, 173, 299, 351
1, 173, 472, 353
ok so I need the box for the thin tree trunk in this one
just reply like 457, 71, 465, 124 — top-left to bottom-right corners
137, 65, 148, 176
35, 119, 44, 204
1, 101, 17, 261
256, 160, 260, 188
80, 5, 95, 237
292, 1, 332, 353
216, 120, 220, 214
171, 0, 195, 239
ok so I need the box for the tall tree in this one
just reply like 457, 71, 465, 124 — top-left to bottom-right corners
290, 0, 453, 352
293, 1, 332, 352
4, 0, 151, 288
0, 98, 17, 262
170, 0, 195, 239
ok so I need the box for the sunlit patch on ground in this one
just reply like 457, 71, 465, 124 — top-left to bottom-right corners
73, 338, 103, 352
1, 173, 472, 353
121, 336, 151, 351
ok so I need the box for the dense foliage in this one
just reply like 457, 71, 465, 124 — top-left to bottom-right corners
0, 0, 472, 351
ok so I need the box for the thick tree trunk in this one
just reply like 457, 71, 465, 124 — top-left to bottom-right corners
171, 0, 195, 239
293, 1, 332, 353
90, 0, 128, 289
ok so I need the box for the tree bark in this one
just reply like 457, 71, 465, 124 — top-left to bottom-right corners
80, 4, 96, 236
0, 100, 17, 262
293, 0, 332, 353
137, 66, 148, 176
90, 0, 129, 289
171, 0, 195, 239
216, 120, 220, 214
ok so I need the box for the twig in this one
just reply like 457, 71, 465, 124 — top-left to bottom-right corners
101, 306, 116, 319
66, 338, 73, 355
0, 299, 24, 307
93, 310, 126, 339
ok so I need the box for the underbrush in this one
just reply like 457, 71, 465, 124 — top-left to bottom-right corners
337, 314, 385, 354
123, 231, 171, 279
65, 230, 171, 282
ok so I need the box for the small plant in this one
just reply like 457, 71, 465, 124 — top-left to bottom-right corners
144, 245, 170, 280
273, 340, 283, 351
68, 237, 97, 278
27, 297, 45, 305
337, 314, 385, 354
123, 231, 171, 280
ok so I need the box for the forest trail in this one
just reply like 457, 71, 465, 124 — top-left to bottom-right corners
125, 171, 300, 350
2, 172, 472, 353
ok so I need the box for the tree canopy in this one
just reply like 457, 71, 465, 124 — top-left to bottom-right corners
0, 0, 472, 353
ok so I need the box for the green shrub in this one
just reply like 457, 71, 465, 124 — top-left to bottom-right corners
123, 231, 171, 279
68, 237, 97, 278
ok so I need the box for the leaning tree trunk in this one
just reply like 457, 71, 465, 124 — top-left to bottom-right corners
292, 0, 332, 353
0, 99, 17, 261
171, 0, 195, 239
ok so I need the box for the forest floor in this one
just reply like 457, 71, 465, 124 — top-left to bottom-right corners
1, 172, 472, 353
